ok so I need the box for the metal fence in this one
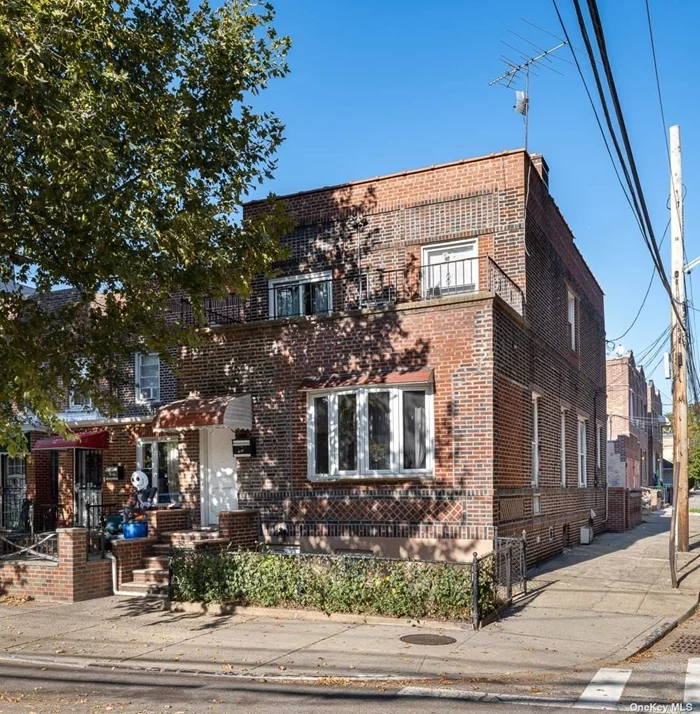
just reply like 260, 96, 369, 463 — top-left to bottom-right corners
169, 256, 525, 328
494, 535, 528, 602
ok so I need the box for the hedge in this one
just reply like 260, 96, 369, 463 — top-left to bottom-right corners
170, 549, 498, 621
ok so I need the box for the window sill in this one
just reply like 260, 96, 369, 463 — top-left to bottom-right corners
309, 473, 434, 484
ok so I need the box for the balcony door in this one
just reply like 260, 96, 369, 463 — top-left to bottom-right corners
421, 239, 478, 298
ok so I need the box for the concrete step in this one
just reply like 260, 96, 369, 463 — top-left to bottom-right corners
143, 555, 170, 570
118, 581, 168, 598
161, 530, 221, 544
151, 544, 173, 555
132, 568, 169, 585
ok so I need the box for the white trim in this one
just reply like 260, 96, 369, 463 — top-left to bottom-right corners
567, 288, 577, 351
531, 393, 540, 487
578, 416, 588, 488
199, 428, 210, 526
307, 384, 434, 481
420, 238, 479, 298
560, 406, 567, 487
68, 393, 93, 412
61, 415, 150, 428
268, 270, 332, 319
135, 353, 161, 404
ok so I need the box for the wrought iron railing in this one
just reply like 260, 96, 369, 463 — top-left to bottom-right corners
0, 531, 58, 562
169, 256, 524, 327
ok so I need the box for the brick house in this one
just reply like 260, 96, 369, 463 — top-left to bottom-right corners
5, 149, 607, 565
606, 351, 663, 490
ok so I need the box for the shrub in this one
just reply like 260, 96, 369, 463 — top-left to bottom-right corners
170, 549, 498, 621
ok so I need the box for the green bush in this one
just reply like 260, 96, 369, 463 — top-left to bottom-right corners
170, 549, 499, 621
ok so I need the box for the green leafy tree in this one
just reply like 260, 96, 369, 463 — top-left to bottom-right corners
0, 0, 291, 453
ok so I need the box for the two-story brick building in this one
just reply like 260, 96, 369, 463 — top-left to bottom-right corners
6, 149, 607, 565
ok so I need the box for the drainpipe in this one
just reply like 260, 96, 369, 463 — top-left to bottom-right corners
106, 552, 155, 598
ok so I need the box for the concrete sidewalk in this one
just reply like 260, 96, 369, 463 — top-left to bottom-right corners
0, 511, 698, 683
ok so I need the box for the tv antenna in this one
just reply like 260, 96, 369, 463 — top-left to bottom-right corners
488, 27, 567, 152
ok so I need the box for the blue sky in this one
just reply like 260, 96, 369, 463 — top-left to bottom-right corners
246, 0, 700, 408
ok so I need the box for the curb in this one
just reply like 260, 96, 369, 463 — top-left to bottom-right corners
163, 600, 474, 632
618, 597, 699, 662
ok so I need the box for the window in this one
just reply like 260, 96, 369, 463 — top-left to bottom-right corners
68, 393, 92, 411
268, 272, 331, 319
135, 353, 160, 403
137, 440, 180, 504
596, 424, 603, 470
567, 289, 576, 351
421, 239, 478, 298
578, 418, 587, 487
531, 394, 540, 487
560, 408, 567, 487
308, 386, 432, 479
533, 493, 541, 515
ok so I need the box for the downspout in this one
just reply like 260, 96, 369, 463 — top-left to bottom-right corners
106, 552, 152, 598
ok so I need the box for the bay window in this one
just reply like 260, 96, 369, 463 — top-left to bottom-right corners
308, 386, 433, 479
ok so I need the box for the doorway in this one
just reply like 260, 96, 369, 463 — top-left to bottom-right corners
74, 449, 103, 528
137, 439, 180, 505
200, 428, 238, 526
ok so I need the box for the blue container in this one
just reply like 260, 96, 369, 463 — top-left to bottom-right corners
123, 520, 148, 539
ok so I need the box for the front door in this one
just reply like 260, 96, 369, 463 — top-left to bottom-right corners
74, 449, 103, 528
139, 440, 180, 505
201, 428, 238, 526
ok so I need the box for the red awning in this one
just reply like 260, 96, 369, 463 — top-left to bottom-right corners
299, 367, 434, 391
33, 430, 109, 451
154, 394, 252, 432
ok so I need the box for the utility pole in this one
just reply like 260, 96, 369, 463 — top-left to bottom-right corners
670, 124, 689, 553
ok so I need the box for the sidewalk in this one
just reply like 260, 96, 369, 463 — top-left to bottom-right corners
0, 511, 698, 683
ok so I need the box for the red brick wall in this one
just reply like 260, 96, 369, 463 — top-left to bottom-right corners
146, 508, 192, 537
111, 537, 158, 588
218, 510, 259, 550
608, 487, 642, 532
0, 529, 111, 602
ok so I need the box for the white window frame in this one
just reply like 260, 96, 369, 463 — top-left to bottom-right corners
531, 393, 540, 487
136, 437, 180, 503
421, 238, 479, 299
307, 385, 434, 481
567, 288, 576, 351
560, 407, 567, 487
596, 423, 603, 470
533, 493, 541, 515
268, 270, 332, 319
578, 417, 588, 487
135, 353, 161, 404
68, 393, 93, 411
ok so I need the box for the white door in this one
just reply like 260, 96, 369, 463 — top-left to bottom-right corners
201, 428, 238, 526
422, 239, 478, 297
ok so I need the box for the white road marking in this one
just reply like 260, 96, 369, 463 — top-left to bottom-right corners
573, 668, 632, 710
685, 658, 700, 705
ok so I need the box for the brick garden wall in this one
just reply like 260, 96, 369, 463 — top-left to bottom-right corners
0, 529, 111, 602
218, 510, 259, 550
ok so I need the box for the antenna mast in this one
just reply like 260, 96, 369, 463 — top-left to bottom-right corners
488, 36, 567, 152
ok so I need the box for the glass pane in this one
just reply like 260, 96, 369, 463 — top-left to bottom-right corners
338, 394, 357, 471
368, 391, 391, 470
309, 281, 330, 315
156, 441, 179, 503
141, 443, 154, 482
403, 391, 426, 469
275, 285, 299, 317
314, 396, 329, 474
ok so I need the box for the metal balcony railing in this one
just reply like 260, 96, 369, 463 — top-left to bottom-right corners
170, 256, 524, 327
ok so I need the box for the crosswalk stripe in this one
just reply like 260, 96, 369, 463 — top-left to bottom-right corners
685, 658, 700, 705
573, 668, 632, 710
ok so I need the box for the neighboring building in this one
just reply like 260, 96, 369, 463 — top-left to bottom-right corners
5, 149, 607, 565
606, 352, 664, 490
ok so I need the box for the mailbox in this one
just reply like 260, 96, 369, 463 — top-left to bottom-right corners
104, 463, 125, 481
232, 438, 256, 458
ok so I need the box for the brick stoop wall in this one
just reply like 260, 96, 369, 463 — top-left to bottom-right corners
218, 510, 260, 550
111, 537, 159, 588
0, 529, 111, 602
608, 487, 643, 532
146, 509, 192, 539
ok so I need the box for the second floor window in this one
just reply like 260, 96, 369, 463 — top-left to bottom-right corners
531, 394, 540, 487
268, 272, 332, 319
136, 353, 160, 403
567, 289, 577, 351
578, 418, 588, 487
68, 393, 92, 411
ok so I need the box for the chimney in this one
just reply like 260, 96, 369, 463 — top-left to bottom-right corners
530, 154, 549, 190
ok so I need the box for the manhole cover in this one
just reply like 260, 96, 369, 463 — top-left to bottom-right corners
400, 634, 456, 646
670, 635, 700, 654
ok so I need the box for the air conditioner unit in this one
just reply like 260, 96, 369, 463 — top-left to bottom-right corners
580, 526, 594, 545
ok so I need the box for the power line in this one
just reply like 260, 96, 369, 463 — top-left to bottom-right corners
644, 0, 671, 165
607, 220, 670, 343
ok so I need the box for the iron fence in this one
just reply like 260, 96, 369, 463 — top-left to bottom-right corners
85, 502, 123, 559
494, 534, 528, 602
0, 531, 58, 562
168, 256, 524, 328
